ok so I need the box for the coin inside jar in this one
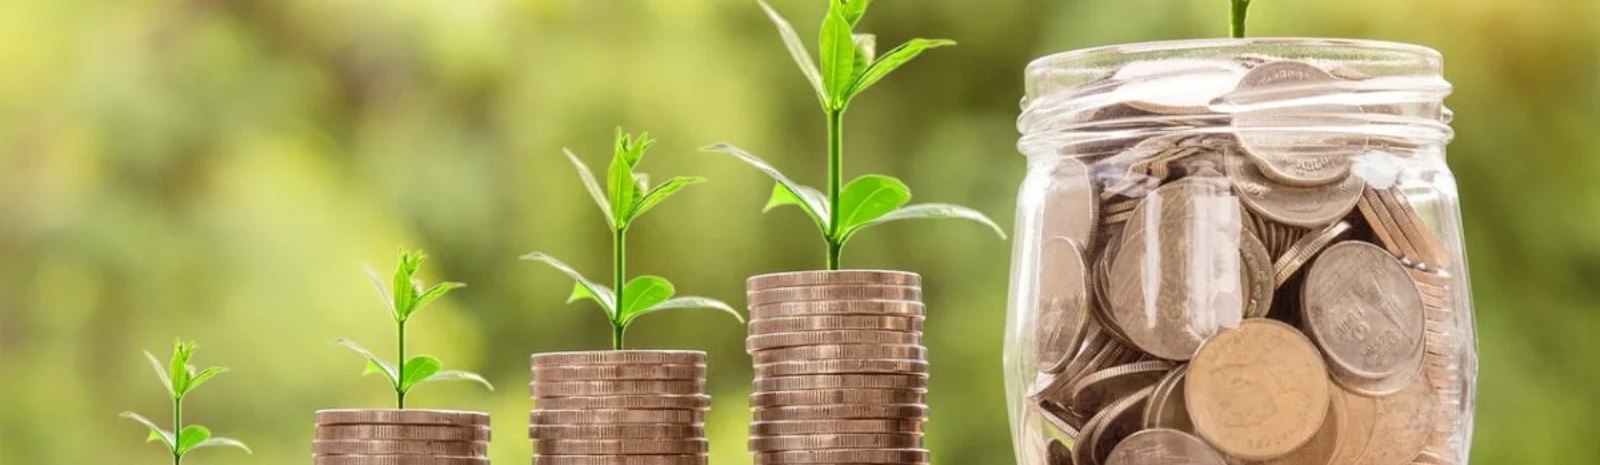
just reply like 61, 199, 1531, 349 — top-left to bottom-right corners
1225, 152, 1364, 228
1187, 319, 1330, 460
1302, 241, 1427, 382
1037, 237, 1092, 373
1104, 428, 1228, 465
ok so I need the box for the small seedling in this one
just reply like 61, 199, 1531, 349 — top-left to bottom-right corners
707, 0, 1004, 270
120, 340, 251, 465
1232, 0, 1253, 38
337, 250, 492, 409
524, 129, 742, 350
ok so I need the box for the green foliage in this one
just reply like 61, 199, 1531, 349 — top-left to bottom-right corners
525, 129, 742, 350
120, 341, 251, 463
709, 1, 1001, 269
340, 250, 491, 409
1231, 0, 1254, 38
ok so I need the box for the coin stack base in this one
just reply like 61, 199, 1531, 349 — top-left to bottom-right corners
313, 409, 491, 465
746, 270, 931, 465
530, 350, 709, 465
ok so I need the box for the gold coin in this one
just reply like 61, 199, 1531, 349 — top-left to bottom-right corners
534, 395, 711, 411
750, 419, 924, 436
746, 330, 921, 352
1035, 237, 1093, 375
1187, 319, 1330, 460
749, 315, 924, 334
315, 425, 490, 442
747, 285, 922, 307
747, 270, 921, 290
1254, 380, 1344, 465
534, 439, 708, 455
753, 374, 927, 392
314, 456, 487, 465
1303, 241, 1426, 381
531, 351, 705, 367
1226, 153, 1363, 228
1329, 386, 1376, 465
749, 433, 923, 451
531, 380, 704, 398
535, 456, 706, 465
313, 440, 487, 456
751, 344, 925, 364
1104, 428, 1226, 465
752, 448, 930, 465
314, 409, 489, 427
752, 404, 929, 421
1352, 377, 1436, 465
528, 424, 704, 440
533, 364, 705, 382
750, 389, 925, 407
531, 409, 704, 425
750, 300, 925, 319
755, 359, 929, 377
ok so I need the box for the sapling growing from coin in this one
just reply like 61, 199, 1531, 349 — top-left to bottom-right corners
524, 128, 743, 350
706, 0, 1004, 270
337, 249, 492, 409
120, 340, 251, 465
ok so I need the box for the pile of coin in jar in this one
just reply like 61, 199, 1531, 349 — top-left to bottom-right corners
746, 270, 931, 465
529, 351, 711, 465
1022, 56, 1467, 465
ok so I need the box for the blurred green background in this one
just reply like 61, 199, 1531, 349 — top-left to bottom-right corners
1, 0, 1595, 463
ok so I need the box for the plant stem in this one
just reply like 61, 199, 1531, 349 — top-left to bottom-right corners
396, 319, 407, 409
172, 394, 183, 465
1230, 0, 1249, 38
612, 226, 628, 350
825, 108, 845, 270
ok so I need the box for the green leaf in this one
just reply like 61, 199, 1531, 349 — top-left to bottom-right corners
564, 148, 615, 229
410, 282, 465, 320
633, 296, 746, 325
619, 276, 676, 325
143, 351, 172, 395
182, 366, 227, 396
175, 425, 210, 456
757, 0, 827, 107
119, 412, 175, 452
841, 203, 1007, 245
392, 251, 425, 321
169, 340, 195, 398
194, 436, 252, 454
398, 355, 443, 392
364, 265, 394, 309
522, 253, 617, 317
334, 338, 399, 388
838, 0, 873, 25
420, 369, 495, 391
608, 146, 639, 229
818, 1, 856, 108
703, 143, 829, 232
628, 176, 705, 222
848, 38, 957, 101
836, 175, 911, 235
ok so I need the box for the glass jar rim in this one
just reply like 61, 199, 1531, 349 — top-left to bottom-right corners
1027, 38, 1442, 81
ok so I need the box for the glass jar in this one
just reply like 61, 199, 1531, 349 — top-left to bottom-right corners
1005, 39, 1475, 465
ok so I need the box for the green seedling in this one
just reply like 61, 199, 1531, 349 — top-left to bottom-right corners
120, 340, 251, 465
524, 129, 743, 350
707, 0, 1005, 270
337, 250, 492, 409
1232, 0, 1254, 38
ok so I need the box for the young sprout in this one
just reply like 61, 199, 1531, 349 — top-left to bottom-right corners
120, 340, 251, 465
524, 128, 743, 350
1232, 0, 1253, 38
706, 0, 1005, 270
337, 250, 492, 409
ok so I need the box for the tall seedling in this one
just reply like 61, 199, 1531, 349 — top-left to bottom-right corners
120, 340, 251, 465
707, 0, 1005, 270
337, 250, 492, 408
525, 129, 743, 350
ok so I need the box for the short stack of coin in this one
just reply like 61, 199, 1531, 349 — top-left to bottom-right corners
529, 351, 710, 465
313, 409, 490, 465
746, 270, 931, 465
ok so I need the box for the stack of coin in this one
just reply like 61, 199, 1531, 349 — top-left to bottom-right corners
529, 351, 709, 465
746, 270, 930, 465
313, 409, 490, 465
1014, 53, 1471, 465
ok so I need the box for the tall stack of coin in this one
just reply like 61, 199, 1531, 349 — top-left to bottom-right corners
745, 270, 931, 465
313, 409, 490, 465
1012, 48, 1472, 465
529, 351, 710, 465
